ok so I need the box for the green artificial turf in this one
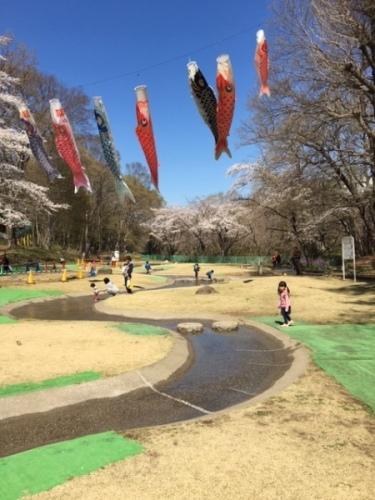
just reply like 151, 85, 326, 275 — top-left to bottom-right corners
0, 372, 101, 398
116, 322, 170, 336
0, 431, 143, 500
0, 315, 17, 324
255, 317, 375, 411
0, 288, 63, 308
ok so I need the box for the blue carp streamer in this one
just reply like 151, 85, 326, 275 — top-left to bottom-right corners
93, 97, 135, 203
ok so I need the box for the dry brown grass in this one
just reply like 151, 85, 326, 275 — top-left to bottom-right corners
102, 275, 375, 324
30, 366, 375, 500
9, 269, 375, 499
0, 321, 172, 385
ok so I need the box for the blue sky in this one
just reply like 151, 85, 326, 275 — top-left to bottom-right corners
1, 0, 270, 205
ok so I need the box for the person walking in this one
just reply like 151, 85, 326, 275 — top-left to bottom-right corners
277, 280, 293, 327
122, 256, 134, 293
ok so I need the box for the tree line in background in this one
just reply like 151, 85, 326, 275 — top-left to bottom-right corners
1, 0, 374, 261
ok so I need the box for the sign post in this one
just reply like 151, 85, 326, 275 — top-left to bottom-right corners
341, 236, 356, 282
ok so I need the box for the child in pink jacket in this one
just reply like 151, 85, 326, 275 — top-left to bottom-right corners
278, 281, 293, 327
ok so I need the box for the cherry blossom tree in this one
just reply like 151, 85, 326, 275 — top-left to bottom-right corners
0, 36, 63, 231
148, 200, 253, 257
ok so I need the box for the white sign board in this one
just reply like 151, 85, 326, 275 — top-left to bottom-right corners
342, 236, 354, 259
341, 236, 356, 281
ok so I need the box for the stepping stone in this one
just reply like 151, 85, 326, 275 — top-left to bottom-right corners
177, 322, 204, 334
212, 320, 239, 332
195, 285, 218, 295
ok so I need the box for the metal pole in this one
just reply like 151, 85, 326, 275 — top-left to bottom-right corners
342, 242, 345, 280
352, 242, 356, 283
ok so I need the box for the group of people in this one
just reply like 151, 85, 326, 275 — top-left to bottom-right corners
81, 254, 297, 328
193, 263, 215, 282
90, 255, 134, 301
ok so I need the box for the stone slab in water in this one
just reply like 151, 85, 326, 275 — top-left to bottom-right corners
212, 320, 239, 332
177, 322, 204, 334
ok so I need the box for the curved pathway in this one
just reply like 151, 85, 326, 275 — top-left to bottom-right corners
0, 284, 308, 457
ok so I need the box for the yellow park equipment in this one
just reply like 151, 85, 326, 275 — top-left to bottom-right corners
61, 269, 68, 282
26, 270, 36, 285
76, 266, 85, 279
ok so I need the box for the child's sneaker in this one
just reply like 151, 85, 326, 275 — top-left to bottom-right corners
288, 320, 294, 325
281, 323, 289, 327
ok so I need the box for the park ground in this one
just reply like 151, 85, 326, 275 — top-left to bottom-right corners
0, 263, 374, 499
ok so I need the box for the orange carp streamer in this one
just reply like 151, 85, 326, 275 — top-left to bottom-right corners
49, 98, 92, 193
255, 29, 270, 97
215, 54, 235, 160
135, 86, 159, 190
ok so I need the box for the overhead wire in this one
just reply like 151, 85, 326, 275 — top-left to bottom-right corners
79, 24, 260, 87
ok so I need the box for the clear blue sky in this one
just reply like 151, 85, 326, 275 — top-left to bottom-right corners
1, 0, 270, 205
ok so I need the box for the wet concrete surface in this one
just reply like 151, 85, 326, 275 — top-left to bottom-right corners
1, 294, 293, 457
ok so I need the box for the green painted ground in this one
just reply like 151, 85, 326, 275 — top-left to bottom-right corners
0, 288, 63, 308
0, 372, 101, 399
255, 317, 375, 411
116, 322, 170, 336
0, 431, 143, 500
0, 315, 17, 324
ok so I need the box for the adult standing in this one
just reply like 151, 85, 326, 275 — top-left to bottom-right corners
2, 254, 12, 273
291, 247, 302, 275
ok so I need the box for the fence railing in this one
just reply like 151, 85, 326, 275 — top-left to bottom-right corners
142, 255, 267, 265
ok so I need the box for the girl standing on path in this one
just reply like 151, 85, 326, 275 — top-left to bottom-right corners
278, 281, 293, 327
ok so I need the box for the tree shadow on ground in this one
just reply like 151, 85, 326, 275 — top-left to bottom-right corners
326, 282, 375, 296
322, 282, 375, 310
335, 308, 375, 324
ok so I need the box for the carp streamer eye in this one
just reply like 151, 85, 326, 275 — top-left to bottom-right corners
225, 84, 233, 92
141, 118, 148, 127
198, 78, 205, 87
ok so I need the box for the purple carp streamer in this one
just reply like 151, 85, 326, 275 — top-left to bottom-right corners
18, 104, 62, 181
49, 98, 92, 194
93, 96, 135, 203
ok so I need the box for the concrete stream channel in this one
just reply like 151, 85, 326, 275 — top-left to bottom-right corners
0, 278, 299, 457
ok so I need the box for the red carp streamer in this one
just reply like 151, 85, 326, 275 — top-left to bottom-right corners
135, 86, 159, 190
255, 29, 270, 97
215, 54, 235, 160
49, 98, 92, 193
